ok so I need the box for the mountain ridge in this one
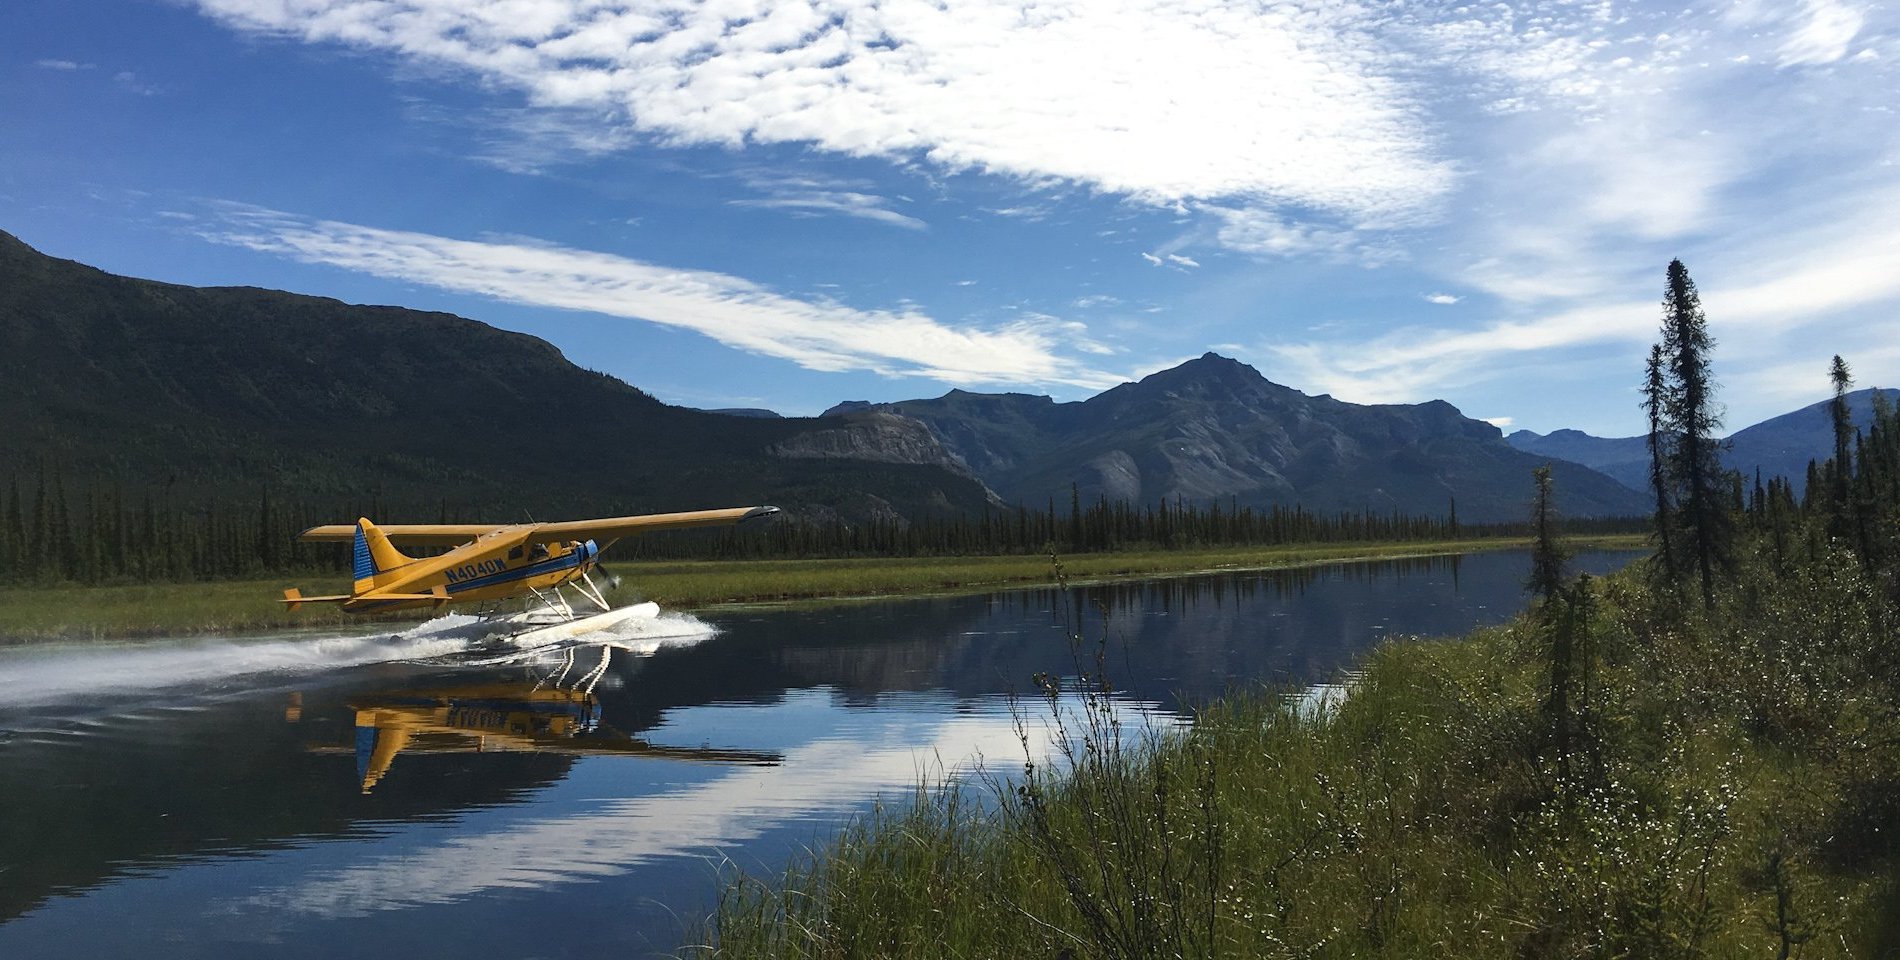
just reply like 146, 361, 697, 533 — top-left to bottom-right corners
1507, 387, 1900, 495
829, 352, 1648, 522
4, 228, 1650, 525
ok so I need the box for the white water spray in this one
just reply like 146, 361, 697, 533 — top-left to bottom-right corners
0, 609, 717, 711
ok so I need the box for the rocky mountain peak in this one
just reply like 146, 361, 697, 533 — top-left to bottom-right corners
1170, 351, 1269, 383
821, 400, 877, 417
1111, 351, 1299, 407
840, 350, 1648, 521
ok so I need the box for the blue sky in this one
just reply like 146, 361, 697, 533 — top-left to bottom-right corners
4, 0, 1897, 435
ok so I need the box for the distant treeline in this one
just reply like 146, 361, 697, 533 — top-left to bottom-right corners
614, 493, 1638, 562
0, 475, 1635, 586
1742, 377, 1900, 571
0, 480, 348, 584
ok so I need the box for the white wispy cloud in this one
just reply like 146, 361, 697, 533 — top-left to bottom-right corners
1199, 205, 1362, 261
199, 204, 1120, 389
1165, 254, 1200, 269
1772, 0, 1868, 67
1414, 0, 1893, 294
408, 101, 637, 175
730, 174, 923, 230
113, 69, 158, 96
1422, 293, 1460, 305
35, 58, 92, 70
189, 0, 1454, 223
1265, 189, 1900, 408
983, 204, 1055, 222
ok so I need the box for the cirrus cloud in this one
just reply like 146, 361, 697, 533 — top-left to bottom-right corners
198, 203, 1121, 389
189, 0, 1454, 225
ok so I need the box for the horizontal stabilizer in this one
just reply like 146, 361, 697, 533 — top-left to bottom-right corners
282, 587, 351, 610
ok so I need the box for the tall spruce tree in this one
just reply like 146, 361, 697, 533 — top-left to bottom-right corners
1527, 465, 1580, 764
1642, 343, 1678, 579
1828, 355, 1855, 544
1656, 259, 1731, 608
1528, 464, 1566, 601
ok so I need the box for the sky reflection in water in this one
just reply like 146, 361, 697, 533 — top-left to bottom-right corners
0, 549, 1638, 958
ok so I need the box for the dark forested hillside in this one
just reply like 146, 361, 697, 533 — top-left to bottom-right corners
1504, 429, 1652, 491
0, 229, 995, 522
1723, 387, 1900, 493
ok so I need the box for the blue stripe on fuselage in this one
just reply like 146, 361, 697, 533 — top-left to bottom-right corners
441, 549, 585, 594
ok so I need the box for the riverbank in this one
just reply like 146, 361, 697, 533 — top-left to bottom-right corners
0, 535, 1644, 642
700, 541, 1900, 957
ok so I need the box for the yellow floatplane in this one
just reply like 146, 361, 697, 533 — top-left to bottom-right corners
283, 505, 779, 640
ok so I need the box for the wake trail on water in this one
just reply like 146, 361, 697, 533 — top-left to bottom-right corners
0, 609, 718, 711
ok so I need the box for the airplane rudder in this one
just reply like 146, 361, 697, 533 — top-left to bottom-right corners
351, 523, 376, 586
355, 518, 414, 578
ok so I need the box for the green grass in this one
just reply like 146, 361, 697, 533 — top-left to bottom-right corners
617, 536, 1644, 609
0, 536, 1644, 643
697, 549, 1900, 958
0, 577, 379, 642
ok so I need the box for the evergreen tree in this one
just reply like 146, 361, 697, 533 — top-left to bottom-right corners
1657, 259, 1731, 608
49, 471, 75, 581
0, 478, 18, 578
1069, 483, 1083, 550
29, 468, 50, 577
1642, 344, 1678, 580
1526, 464, 1581, 766
1528, 464, 1566, 601
1827, 355, 1855, 544
256, 487, 279, 572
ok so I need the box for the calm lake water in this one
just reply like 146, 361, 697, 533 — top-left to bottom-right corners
0, 548, 1638, 959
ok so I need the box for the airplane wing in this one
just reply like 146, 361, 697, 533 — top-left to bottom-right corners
296, 507, 778, 546
529, 506, 780, 542
297, 524, 501, 546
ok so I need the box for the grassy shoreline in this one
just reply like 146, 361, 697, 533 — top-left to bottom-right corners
0, 535, 1644, 643
701, 546, 1900, 957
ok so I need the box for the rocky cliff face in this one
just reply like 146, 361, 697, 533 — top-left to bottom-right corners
771, 412, 990, 486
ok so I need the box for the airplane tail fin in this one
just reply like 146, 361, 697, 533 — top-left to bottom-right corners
352, 518, 415, 591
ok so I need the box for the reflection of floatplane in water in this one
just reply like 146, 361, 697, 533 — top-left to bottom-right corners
282, 505, 779, 644
323, 644, 781, 793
